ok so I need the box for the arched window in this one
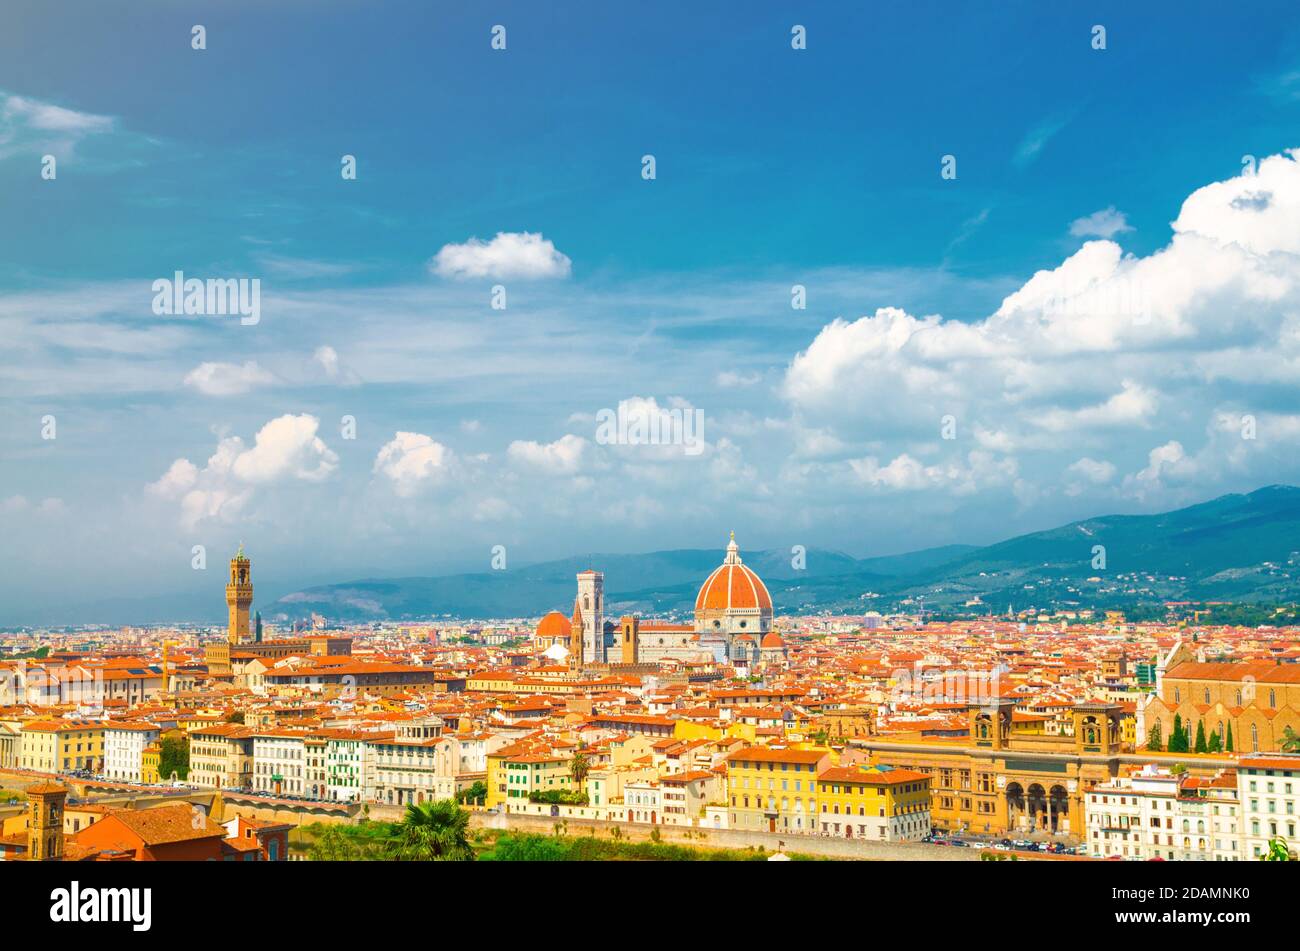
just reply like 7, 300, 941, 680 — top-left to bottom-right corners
1269, 689, 1276, 709
1204, 688, 1210, 704
1251, 723, 1259, 752
1235, 689, 1242, 706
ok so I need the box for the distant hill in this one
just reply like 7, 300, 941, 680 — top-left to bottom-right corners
268, 486, 1300, 622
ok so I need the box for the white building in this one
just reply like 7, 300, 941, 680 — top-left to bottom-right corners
102, 722, 160, 783
1238, 753, 1300, 860
252, 730, 308, 797
362, 717, 444, 806
326, 732, 368, 803
1086, 764, 1242, 861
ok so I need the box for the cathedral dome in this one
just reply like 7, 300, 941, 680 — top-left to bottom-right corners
536, 610, 572, 639
760, 631, 785, 649
694, 534, 773, 615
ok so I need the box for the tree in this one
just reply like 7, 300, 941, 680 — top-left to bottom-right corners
158, 735, 189, 781
455, 781, 488, 806
1194, 720, 1207, 754
1168, 714, 1188, 753
1282, 727, 1300, 754
385, 799, 474, 861
1226, 722, 1234, 752
1146, 721, 1163, 751
1260, 837, 1296, 861
1207, 729, 1222, 753
309, 825, 376, 861
225, 710, 245, 724
569, 751, 591, 789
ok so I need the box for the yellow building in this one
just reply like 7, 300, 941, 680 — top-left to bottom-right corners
815, 764, 931, 841
502, 752, 573, 803
19, 719, 105, 773
141, 743, 162, 784
856, 701, 1141, 837
487, 742, 575, 808
725, 746, 831, 834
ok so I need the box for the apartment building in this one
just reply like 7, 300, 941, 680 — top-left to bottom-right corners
1238, 753, 1300, 859
102, 722, 161, 783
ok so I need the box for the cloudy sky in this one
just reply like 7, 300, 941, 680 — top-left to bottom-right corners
4, 1, 1300, 622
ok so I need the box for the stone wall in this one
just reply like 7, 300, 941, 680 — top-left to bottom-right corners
468, 810, 984, 861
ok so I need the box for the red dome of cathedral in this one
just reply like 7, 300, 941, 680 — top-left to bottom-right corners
760, 631, 785, 649
694, 534, 773, 614
536, 610, 572, 639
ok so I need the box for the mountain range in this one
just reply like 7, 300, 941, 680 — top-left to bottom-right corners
268, 485, 1300, 623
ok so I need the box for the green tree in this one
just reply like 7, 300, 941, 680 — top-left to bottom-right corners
1146, 721, 1163, 751
1168, 714, 1188, 753
455, 781, 488, 806
1194, 720, 1207, 754
385, 799, 474, 861
158, 735, 189, 780
1226, 722, 1234, 752
1282, 727, 1300, 754
309, 825, 376, 861
569, 751, 591, 789
1207, 729, 1222, 753
1260, 837, 1296, 861
225, 710, 245, 724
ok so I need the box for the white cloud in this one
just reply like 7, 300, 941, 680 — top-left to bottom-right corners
0, 92, 115, 160
849, 450, 1017, 495
1066, 457, 1117, 484
148, 415, 337, 529
508, 433, 587, 474
183, 360, 275, 396
430, 231, 572, 280
716, 369, 761, 387
231, 415, 338, 483
373, 431, 455, 496
1034, 381, 1158, 432
314, 346, 340, 378
147, 459, 199, 498
1069, 206, 1133, 239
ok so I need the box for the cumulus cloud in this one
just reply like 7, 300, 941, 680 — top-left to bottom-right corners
1069, 206, 1133, 239
148, 415, 337, 528
849, 450, 1018, 495
508, 433, 587, 474
430, 231, 572, 280
373, 431, 455, 496
781, 149, 1300, 505
183, 360, 276, 396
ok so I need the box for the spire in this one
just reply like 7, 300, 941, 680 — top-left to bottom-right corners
236, 541, 246, 560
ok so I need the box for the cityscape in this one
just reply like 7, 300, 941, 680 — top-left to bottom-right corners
1, 525, 1298, 865
1, 0, 1296, 932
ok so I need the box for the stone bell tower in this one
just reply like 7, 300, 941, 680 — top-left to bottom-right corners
576, 570, 604, 664
227, 543, 253, 644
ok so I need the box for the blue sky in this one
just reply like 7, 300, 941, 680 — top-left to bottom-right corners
4, 1, 1300, 621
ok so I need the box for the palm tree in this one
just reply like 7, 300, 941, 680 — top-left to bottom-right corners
385, 799, 474, 861
1281, 727, 1300, 754
569, 751, 591, 789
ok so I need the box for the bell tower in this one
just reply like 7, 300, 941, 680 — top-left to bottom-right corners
227, 543, 253, 645
576, 570, 604, 664
27, 783, 67, 861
